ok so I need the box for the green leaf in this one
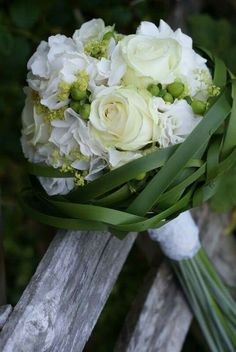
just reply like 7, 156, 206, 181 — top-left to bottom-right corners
10, 0, 41, 28
209, 166, 236, 212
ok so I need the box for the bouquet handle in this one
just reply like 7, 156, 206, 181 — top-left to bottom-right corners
148, 210, 236, 352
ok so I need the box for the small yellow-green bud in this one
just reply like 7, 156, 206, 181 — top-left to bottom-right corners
79, 104, 91, 119
191, 100, 206, 115
147, 84, 160, 97
167, 82, 184, 98
70, 101, 81, 113
103, 31, 114, 40
70, 87, 87, 101
163, 92, 174, 104
135, 172, 146, 181
74, 172, 85, 187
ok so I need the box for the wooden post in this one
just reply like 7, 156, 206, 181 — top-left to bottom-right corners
0, 230, 137, 351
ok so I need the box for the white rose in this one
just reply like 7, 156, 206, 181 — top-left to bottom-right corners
89, 87, 154, 152
137, 20, 212, 97
120, 34, 182, 86
150, 97, 202, 148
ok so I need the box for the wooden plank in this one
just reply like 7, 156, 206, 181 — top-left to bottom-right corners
0, 230, 137, 352
115, 261, 192, 352
0, 306, 12, 330
115, 207, 234, 352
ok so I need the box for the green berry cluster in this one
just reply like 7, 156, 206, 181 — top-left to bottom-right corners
148, 81, 185, 104
69, 87, 91, 119
148, 81, 207, 115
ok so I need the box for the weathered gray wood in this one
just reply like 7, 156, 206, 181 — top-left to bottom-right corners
0, 306, 12, 330
115, 261, 192, 352
0, 230, 137, 352
115, 207, 234, 352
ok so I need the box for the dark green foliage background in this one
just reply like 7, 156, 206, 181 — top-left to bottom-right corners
0, 0, 236, 350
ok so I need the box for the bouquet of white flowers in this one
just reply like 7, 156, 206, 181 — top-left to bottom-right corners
21, 19, 236, 351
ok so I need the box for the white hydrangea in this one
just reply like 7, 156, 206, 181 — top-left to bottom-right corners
73, 18, 115, 56
150, 97, 202, 148
38, 177, 75, 196
27, 34, 98, 110
73, 19, 125, 89
21, 88, 52, 163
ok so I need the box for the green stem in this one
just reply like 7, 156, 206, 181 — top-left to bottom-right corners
171, 248, 236, 352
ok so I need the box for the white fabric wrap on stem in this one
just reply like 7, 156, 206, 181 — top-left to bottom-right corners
148, 211, 201, 261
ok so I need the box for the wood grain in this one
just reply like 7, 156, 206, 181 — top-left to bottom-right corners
0, 306, 12, 330
0, 230, 137, 352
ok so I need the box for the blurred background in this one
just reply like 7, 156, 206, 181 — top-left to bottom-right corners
0, 0, 236, 350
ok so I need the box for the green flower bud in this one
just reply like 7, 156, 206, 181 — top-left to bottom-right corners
79, 103, 91, 119
70, 101, 81, 113
163, 92, 174, 104
147, 84, 160, 97
167, 82, 184, 98
103, 31, 114, 41
70, 87, 87, 101
191, 100, 206, 115
135, 172, 146, 181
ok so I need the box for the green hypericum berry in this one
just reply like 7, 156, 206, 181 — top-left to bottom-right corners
70, 101, 81, 113
191, 100, 206, 115
70, 87, 87, 101
103, 31, 114, 40
79, 104, 91, 119
167, 82, 184, 98
147, 84, 160, 97
135, 172, 146, 181
163, 92, 174, 103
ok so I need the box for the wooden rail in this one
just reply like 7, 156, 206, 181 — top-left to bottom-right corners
0, 206, 235, 352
